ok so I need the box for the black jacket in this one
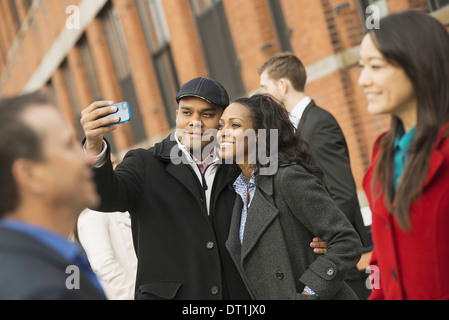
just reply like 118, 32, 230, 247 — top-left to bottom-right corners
298, 100, 372, 251
92, 133, 250, 300
0, 227, 105, 300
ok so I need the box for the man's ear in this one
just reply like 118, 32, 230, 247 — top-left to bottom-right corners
279, 78, 289, 95
11, 159, 45, 195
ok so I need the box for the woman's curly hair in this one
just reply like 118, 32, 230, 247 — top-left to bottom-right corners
223, 94, 324, 181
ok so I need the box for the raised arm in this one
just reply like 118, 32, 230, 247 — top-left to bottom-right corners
80, 100, 119, 156
80, 101, 143, 213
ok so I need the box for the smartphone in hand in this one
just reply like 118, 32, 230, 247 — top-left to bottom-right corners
99, 102, 131, 127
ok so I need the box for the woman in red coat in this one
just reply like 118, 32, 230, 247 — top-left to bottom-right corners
358, 10, 449, 300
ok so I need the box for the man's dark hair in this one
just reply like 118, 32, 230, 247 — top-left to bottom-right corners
0, 90, 55, 218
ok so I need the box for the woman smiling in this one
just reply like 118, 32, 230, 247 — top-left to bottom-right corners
217, 94, 362, 300
359, 11, 449, 300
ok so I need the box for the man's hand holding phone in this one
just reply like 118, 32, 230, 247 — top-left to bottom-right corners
81, 101, 123, 156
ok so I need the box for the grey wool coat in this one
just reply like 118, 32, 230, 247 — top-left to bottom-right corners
226, 164, 362, 300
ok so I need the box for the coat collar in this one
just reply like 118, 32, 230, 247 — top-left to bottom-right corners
290, 96, 312, 129
226, 174, 279, 262
153, 132, 182, 162
419, 122, 449, 190
154, 131, 220, 166
364, 123, 449, 221
369, 123, 449, 191
153, 132, 231, 215
153, 132, 206, 214
298, 99, 316, 128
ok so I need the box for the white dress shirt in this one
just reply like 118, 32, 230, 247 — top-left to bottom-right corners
289, 96, 311, 130
174, 131, 220, 215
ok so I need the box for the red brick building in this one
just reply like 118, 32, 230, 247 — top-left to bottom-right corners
1, 0, 448, 202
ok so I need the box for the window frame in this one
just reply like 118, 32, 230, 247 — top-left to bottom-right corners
135, 0, 180, 128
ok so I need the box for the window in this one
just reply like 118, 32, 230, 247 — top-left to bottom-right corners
8, 0, 22, 30
190, 0, 246, 100
136, 0, 180, 127
78, 35, 102, 101
23, 0, 32, 8
191, 0, 221, 15
100, 2, 147, 145
77, 34, 118, 152
428, 0, 449, 11
102, 4, 131, 81
60, 60, 84, 142
266, 0, 292, 52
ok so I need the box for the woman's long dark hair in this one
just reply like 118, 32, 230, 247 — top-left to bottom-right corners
369, 11, 449, 231
224, 94, 324, 181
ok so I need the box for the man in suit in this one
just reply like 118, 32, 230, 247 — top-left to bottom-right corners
80, 77, 251, 300
0, 91, 106, 300
258, 52, 373, 299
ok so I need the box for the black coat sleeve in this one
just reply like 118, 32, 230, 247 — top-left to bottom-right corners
299, 108, 372, 250
279, 165, 362, 299
91, 139, 146, 213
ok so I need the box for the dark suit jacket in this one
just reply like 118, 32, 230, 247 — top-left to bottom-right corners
92, 133, 250, 300
226, 165, 361, 300
298, 100, 372, 251
0, 226, 105, 300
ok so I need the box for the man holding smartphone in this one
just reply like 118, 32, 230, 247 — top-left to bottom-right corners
81, 77, 251, 300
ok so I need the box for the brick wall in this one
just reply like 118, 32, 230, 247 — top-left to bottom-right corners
0, 0, 82, 95
85, 16, 134, 151
112, 0, 170, 137
162, 0, 208, 84
223, 0, 280, 91
51, 67, 79, 140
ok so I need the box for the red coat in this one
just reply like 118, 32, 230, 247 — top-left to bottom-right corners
363, 124, 449, 300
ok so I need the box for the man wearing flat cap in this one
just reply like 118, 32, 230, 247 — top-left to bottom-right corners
81, 77, 251, 300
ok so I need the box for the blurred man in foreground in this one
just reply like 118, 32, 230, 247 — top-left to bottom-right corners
0, 91, 106, 300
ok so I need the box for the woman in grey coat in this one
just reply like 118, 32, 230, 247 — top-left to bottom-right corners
217, 94, 362, 300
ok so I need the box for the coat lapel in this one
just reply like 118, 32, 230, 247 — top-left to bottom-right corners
298, 100, 315, 129
408, 125, 449, 192
226, 175, 279, 263
155, 132, 204, 210
226, 196, 244, 261
422, 147, 444, 190
166, 163, 204, 202
210, 166, 239, 208
363, 133, 446, 222
240, 176, 279, 261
